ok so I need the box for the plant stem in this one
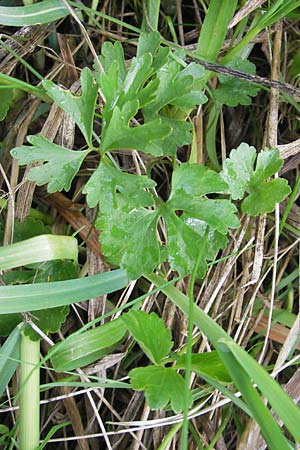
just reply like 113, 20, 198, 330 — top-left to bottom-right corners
19, 331, 40, 450
181, 227, 209, 450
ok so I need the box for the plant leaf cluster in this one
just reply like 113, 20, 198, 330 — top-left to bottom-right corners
10, 33, 291, 281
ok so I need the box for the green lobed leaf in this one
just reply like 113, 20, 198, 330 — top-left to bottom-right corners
98, 208, 162, 279
170, 163, 228, 197
130, 365, 192, 413
221, 144, 291, 215
95, 35, 207, 157
97, 41, 127, 83
50, 318, 126, 371
137, 31, 161, 58
11, 135, 89, 193
221, 143, 256, 200
242, 178, 291, 215
182, 217, 228, 260
43, 68, 98, 146
101, 100, 171, 155
94, 161, 239, 279
83, 157, 156, 209
176, 351, 232, 384
214, 58, 261, 107
165, 212, 207, 278
121, 310, 173, 365
252, 147, 285, 183
180, 198, 240, 234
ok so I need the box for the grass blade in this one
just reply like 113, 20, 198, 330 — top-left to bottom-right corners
0, 0, 68, 26
0, 325, 21, 398
196, 0, 238, 61
0, 235, 78, 271
220, 338, 300, 443
218, 340, 291, 450
0, 270, 129, 313
0, 73, 50, 102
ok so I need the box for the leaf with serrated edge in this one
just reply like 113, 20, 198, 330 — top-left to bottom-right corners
11, 135, 89, 193
99, 208, 161, 279
165, 212, 207, 277
43, 68, 98, 146
95, 160, 239, 278
182, 217, 228, 261
252, 147, 284, 183
221, 144, 291, 215
171, 163, 228, 197
221, 143, 256, 200
242, 178, 291, 215
130, 365, 192, 413
83, 156, 156, 209
101, 101, 171, 155
176, 351, 232, 383
122, 310, 173, 365
214, 58, 261, 107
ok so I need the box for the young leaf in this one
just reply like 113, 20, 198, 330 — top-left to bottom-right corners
97, 41, 127, 83
164, 212, 208, 277
100, 100, 171, 155
221, 144, 291, 215
50, 318, 126, 371
176, 351, 232, 384
98, 208, 162, 279
11, 135, 89, 193
129, 366, 192, 413
170, 163, 228, 197
43, 68, 98, 147
121, 311, 173, 365
220, 143, 257, 200
137, 31, 161, 58
214, 58, 261, 106
83, 156, 156, 209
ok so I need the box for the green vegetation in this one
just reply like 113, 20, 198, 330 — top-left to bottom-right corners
0, 1, 300, 449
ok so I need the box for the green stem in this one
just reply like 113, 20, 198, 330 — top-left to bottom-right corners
181, 227, 209, 450
19, 331, 40, 450
142, 0, 161, 31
